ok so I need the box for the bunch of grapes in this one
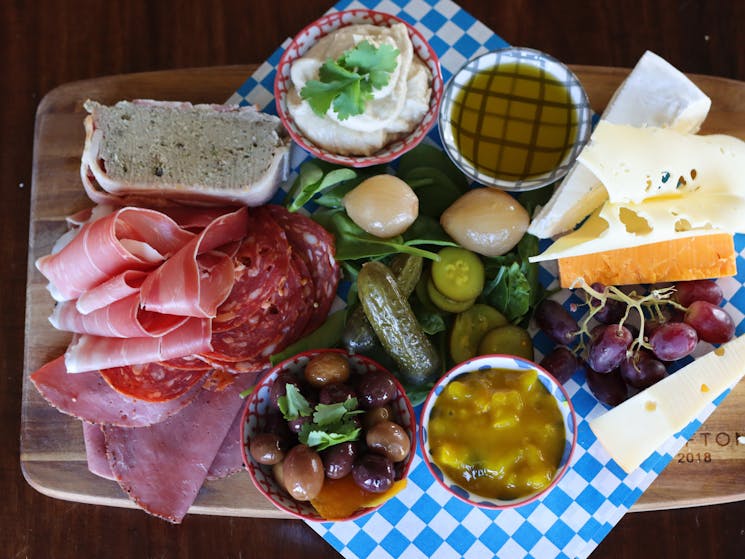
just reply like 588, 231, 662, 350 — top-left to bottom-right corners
535, 279, 736, 406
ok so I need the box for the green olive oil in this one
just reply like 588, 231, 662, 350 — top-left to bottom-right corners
450, 62, 578, 182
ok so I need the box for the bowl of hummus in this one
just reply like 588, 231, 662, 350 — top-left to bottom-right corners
275, 9, 443, 167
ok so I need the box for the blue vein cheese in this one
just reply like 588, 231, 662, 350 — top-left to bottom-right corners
529, 122, 745, 263
528, 51, 711, 239
589, 335, 745, 473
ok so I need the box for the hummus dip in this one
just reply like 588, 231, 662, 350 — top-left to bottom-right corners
287, 23, 432, 156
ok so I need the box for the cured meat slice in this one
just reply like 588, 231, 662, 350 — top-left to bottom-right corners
139, 207, 249, 318
75, 269, 148, 314
212, 206, 292, 333
36, 207, 194, 301
265, 205, 340, 335
30, 356, 199, 427
82, 422, 115, 480
103, 373, 254, 523
159, 354, 210, 370
64, 317, 211, 373
99, 361, 210, 402
51, 294, 189, 338
206, 406, 245, 480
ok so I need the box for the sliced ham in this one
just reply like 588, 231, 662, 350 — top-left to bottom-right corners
139, 207, 249, 318
82, 422, 115, 480
51, 294, 189, 338
64, 317, 211, 373
30, 356, 200, 427
75, 270, 148, 315
206, 406, 245, 480
103, 373, 254, 523
36, 207, 194, 301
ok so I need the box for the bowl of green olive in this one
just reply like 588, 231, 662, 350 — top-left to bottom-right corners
241, 348, 416, 521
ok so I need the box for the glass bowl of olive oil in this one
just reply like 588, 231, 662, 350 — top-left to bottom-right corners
438, 47, 592, 191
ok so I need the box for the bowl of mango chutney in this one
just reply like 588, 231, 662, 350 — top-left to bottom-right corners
419, 354, 577, 509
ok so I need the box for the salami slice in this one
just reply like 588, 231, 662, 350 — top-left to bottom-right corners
265, 205, 340, 335
212, 207, 292, 333
100, 361, 211, 402
30, 356, 200, 427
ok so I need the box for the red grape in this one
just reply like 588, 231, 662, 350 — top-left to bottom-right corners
619, 349, 668, 389
649, 322, 698, 360
673, 279, 723, 307
585, 364, 628, 406
540, 346, 579, 384
534, 299, 579, 346
683, 300, 735, 344
588, 324, 633, 373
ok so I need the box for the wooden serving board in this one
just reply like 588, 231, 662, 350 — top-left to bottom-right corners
21, 65, 745, 516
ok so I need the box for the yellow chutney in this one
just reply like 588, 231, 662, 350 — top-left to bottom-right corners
427, 367, 565, 500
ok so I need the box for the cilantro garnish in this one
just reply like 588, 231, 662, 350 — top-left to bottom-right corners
300, 40, 400, 120
277, 383, 363, 451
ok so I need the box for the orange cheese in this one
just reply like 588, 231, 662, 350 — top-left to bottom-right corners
557, 233, 736, 288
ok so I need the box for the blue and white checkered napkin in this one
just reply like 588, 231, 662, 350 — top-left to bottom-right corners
229, 0, 745, 557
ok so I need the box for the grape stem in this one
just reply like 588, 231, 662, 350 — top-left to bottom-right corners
569, 278, 688, 359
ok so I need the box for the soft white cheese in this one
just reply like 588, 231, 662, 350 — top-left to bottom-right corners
528, 51, 711, 239
529, 122, 745, 263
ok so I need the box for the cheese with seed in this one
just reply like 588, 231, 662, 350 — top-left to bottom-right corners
528, 51, 711, 239
589, 335, 745, 473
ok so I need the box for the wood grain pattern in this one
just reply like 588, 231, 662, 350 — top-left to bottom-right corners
21, 65, 745, 517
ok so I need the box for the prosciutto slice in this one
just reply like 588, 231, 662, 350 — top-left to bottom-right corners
139, 206, 249, 318
64, 317, 211, 373
51, 294, 189, 338
75, 270, 148, 314
36, 207, 194, 301
30, 356, 200, 427
103, 373, 254, 523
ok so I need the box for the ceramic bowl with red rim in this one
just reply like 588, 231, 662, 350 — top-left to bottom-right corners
274, 9, 443, 167
241, 348, 416, 521
419, 354, 577, 509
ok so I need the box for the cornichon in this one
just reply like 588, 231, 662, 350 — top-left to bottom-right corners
357, 260, 440, 386
343, 254, 423, 354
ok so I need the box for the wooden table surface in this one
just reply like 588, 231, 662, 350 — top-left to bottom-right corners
3, 1, 745, 557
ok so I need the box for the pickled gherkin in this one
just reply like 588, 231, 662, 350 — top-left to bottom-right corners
357, 261, 440, 386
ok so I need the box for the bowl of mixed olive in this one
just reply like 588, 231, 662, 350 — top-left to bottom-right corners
241, 348, 416, 521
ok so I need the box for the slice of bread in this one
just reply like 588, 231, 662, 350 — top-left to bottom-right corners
81, 100, 290, 207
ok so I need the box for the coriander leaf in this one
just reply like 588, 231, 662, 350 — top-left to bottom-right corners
332, 77, 365, 120
277, 384, 312, 420
342, 40, 399, 90
313, 398, 362, 426
299, 41, 399, 120
303, 425, 361, 451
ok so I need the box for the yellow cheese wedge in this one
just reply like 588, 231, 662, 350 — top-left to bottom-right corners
528, 51, 711, 239
589, 335, 745, 473
557, 232, 736, 287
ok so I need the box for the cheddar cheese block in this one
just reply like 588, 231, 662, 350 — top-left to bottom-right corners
557, 233, 736, 288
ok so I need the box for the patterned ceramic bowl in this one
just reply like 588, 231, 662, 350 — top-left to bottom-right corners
419, 354, 577, 509
274, 9, 443, 167
241, 348, 416, 521
438, 47, 592, 191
